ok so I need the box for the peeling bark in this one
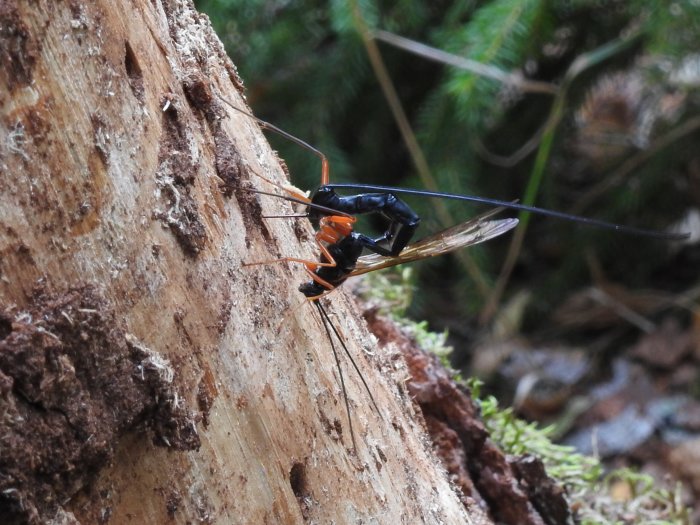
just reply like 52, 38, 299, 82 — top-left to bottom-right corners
364, 309, 572, 525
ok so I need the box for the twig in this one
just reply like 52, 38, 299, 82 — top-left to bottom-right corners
373, 30, 557, 95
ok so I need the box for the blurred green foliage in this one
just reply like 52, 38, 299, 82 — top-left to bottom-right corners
197, 0, 700, 332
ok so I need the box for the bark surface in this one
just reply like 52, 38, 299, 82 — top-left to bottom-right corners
0, 1, 482, 523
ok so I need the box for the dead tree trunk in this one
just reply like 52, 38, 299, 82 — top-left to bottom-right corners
0, 1, 484, 523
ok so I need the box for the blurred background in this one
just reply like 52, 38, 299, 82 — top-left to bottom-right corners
197, 0, 700, 515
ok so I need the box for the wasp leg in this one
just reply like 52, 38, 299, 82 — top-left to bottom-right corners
244, 222, 344, 269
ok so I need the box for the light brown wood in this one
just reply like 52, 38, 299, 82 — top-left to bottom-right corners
0, 1, 488, 523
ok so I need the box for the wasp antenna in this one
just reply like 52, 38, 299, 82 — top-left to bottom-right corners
327, 183, 690, 241
245, 186, 310, 204
246, 188, 354, 218
314, 300, 357, 452
243, 166, 311, 202
262, 214, 310, 219
316, 301, 381, 416
216, 92, 331, 185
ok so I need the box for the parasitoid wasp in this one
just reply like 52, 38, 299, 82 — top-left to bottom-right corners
219, 94, 688, 452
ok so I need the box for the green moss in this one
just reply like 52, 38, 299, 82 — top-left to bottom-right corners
576, 468, 690, 525
473, 380, 689, 524
358, 271, 689, 523
469, 378, 602, 488
354, 266, 414, 319
355, 267, 455, 370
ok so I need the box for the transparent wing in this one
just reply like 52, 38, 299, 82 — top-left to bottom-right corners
351, 210, 518, 276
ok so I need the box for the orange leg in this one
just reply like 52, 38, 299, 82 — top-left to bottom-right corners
243, 251, 339, 300
243, 241, 338, 270
245, 214, 356, 270
302, 266, 335, 292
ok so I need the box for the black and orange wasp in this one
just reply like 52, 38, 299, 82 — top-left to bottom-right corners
219, 94, 687, 451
